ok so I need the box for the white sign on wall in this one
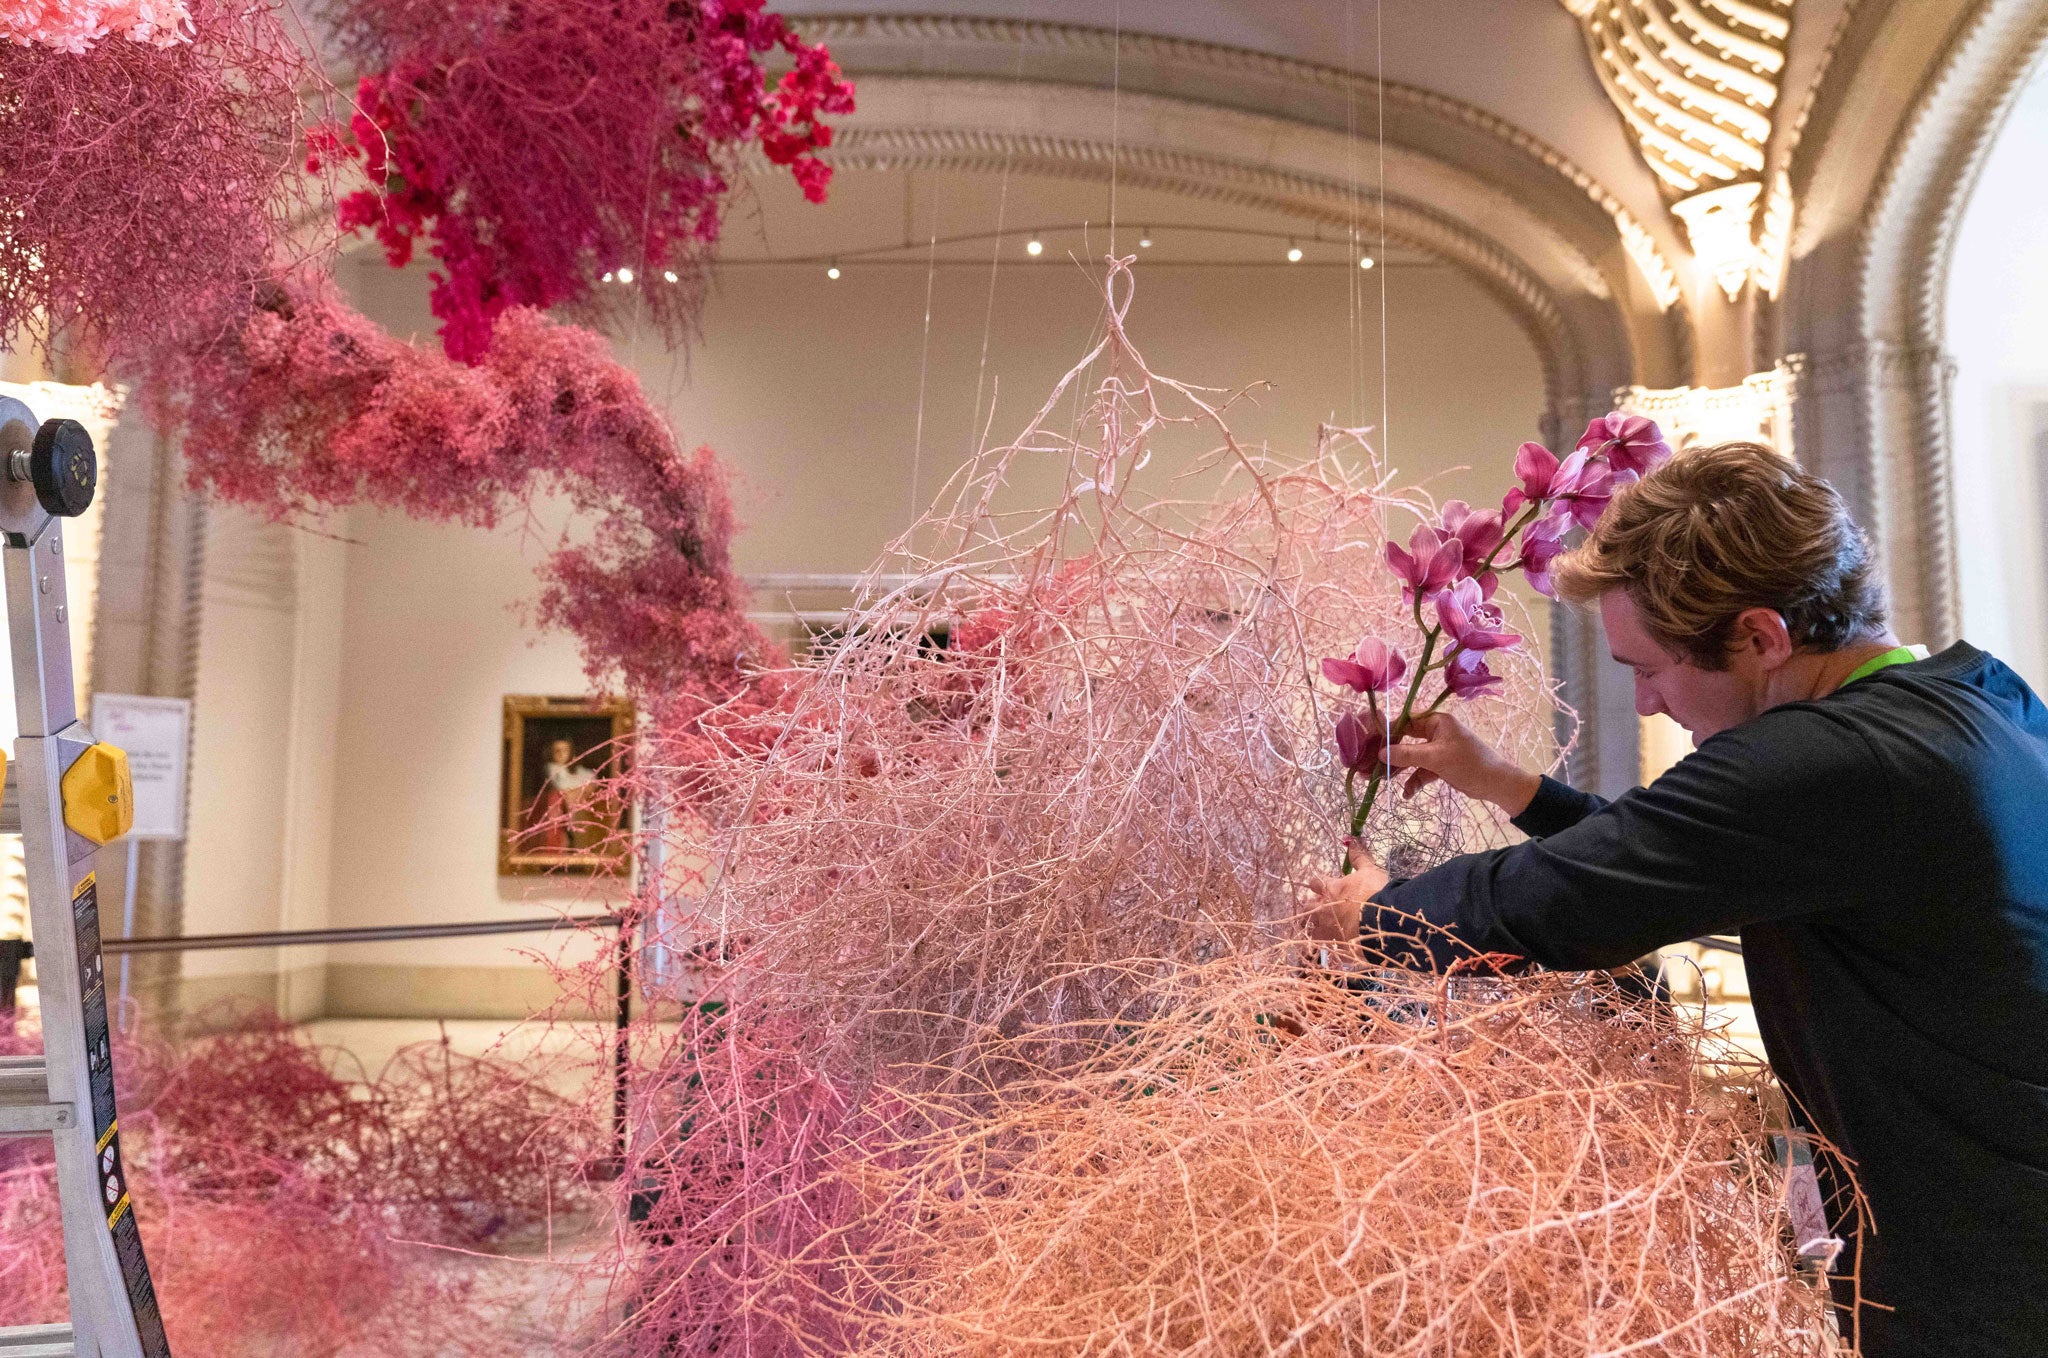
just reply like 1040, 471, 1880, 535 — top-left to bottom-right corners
90, 694, 191, 841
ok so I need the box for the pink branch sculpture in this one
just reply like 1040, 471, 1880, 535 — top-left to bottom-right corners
0, 1008, 591, 1355
850, 958, 1834, 1356
178, 275, 771, 708
654, 260, 1560, 1072
587, 260, 1842, 1354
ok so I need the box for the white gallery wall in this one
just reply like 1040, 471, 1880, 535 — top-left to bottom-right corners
630, 261, 1551, 575
180, 517, 350, 1016
178, 167, 1548, 1018
1948, 64, 2048, 692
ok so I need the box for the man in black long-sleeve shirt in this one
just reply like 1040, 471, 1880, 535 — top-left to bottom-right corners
1310, 443, 2048, 1356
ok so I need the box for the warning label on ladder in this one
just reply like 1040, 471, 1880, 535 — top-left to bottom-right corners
72, 871, 171, 1356
73, 874, 116, 1132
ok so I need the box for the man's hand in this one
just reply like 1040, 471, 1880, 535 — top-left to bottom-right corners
1385, 712, 1542, 816
1303, 843, 1392, 946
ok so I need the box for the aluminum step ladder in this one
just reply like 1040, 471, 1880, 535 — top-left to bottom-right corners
0, 396, 165, 1357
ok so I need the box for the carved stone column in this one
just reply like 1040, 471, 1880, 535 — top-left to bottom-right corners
1793, 342, 1960, 647
1904, 344, 1962, 647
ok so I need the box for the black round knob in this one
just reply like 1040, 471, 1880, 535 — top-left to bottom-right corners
31, 418, 95, 518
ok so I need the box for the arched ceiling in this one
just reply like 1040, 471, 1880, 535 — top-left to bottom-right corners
777, 0, 1671, 226
783, 75, 1670, 418
316, 0, 1878, 406
766, 9, 1740, 415
780, 1, 1851, 258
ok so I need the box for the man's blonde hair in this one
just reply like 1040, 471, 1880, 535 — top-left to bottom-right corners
1552, 441, 1886, 669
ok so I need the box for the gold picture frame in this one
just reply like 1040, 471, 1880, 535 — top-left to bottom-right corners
499, 695, 635, 876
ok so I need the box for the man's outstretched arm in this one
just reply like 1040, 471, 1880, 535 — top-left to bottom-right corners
1364, 705, 1897, 971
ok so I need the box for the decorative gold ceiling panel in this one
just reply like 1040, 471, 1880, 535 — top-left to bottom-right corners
1563, 0, 1795, 300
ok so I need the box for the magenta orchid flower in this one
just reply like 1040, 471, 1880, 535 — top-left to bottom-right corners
1334, 710, 1387, 773
1385, 524, 1464, 605
1444, 649, 1504, 700
1518, 528, 1567, 598
1550, 449, 1616, 530
1577, 412, 1673, 480
1433, 577, 1521, 653
1502, 441, 1559, 517
1502, 443, 1618, 528
1440, 500, 1504, 598
1321, 637, 1408, 693
1441, 499, 1505, 568
1441, 500, 1504, 562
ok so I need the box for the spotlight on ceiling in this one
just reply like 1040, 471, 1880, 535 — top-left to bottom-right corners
826, 262, 842, 280
663, 269, 678, 283
617, 267, 636, 284
1026, 237, 1045, 257
1359, 255, 1376, 270
1138, 228, 1153, 249
602, 271, 615, 283
1286, 241, 1304, 263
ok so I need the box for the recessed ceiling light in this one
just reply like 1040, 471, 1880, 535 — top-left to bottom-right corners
663, 269, 678, 283
1138, 229, 1153, 248
1026, 238, 1044, 257
1286, 242, 1304, 263
617, 267, 635, 284
1359, 256, 1376, 270
826, 263, 842, 280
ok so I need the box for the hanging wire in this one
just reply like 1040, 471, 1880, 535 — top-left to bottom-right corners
1346, 0, 1366, 430
965, 43, 1028, 470
1375, 0, 1397, 794
1109, 0, 1121, 256
1376, 0, 1391, 464
909, 183, 942, 526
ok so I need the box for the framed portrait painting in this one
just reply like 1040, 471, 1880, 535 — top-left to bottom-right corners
500, 695, 635, 876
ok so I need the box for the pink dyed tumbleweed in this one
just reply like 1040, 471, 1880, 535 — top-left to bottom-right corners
591, 260, 1842, 1355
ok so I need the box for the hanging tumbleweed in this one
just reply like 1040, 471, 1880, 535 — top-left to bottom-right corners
588, 259, 1840, 1355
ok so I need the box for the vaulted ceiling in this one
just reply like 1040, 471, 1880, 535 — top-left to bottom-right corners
781, 0, 1848, 238
761, 1, 1865, 426
777, 0, 1852, 311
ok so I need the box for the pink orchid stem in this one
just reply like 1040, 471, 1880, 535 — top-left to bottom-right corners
1476, 496, 1553, 578
1344, 600, 1442, 862
1339, 444, 1618, 871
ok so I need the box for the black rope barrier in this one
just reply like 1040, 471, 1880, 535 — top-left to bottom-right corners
5, 913, 637, 1166
98, 914, 623, 955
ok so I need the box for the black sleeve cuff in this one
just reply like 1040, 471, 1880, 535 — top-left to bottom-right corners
1509, 775, 1605, 839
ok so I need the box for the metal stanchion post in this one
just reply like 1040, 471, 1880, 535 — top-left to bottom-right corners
613, 922, 632, 1166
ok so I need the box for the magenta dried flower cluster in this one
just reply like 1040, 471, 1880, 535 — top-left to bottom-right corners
1322, 413, 1673, 845
314, 0, 855, 360
0, 1008, 585, 1352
